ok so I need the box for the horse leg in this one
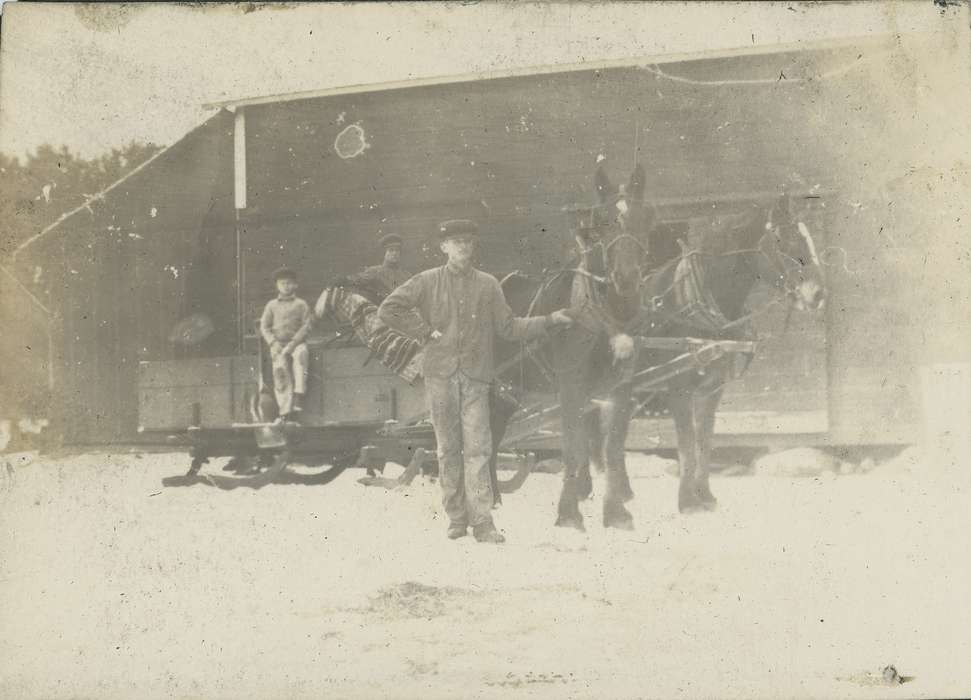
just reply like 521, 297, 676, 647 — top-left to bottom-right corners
555, 376, 588, 531
669, 387, 706, 514
575, 409, 600, 500
693, 385, 724, 508
586, 410, 603, 474
602, 383, 636, 530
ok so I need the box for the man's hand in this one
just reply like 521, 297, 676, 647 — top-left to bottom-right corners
548, 309, 574, 328
281, 344, 294, 357
270, 341, 284, 358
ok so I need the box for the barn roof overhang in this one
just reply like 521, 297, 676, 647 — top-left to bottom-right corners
202, 33, 900, 112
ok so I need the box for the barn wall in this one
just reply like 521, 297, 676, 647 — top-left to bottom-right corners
22, 111, 236, 444
236, 47, 849, 435
238, 50, 844, 324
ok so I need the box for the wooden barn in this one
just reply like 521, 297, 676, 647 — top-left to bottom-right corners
8, 33, 969, 452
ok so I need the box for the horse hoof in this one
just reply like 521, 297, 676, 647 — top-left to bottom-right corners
603, 501, 635, 530
604, 514, 635, 530
555, 513, 586, 532
696, 486, 717, 508
678, 489, 707, 514
678, 502, 707, 515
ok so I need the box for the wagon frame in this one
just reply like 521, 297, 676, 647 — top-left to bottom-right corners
158, 333, 756, 490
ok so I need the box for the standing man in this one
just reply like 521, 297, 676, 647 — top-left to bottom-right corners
346, 232, 411, 300
378, 219, 572, 543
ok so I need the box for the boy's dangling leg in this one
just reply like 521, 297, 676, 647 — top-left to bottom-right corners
291, 344, 309, 412
272, 353, 293, 417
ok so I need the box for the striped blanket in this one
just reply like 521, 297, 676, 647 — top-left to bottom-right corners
315, 286, 424, 384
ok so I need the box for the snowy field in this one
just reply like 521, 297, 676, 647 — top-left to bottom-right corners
2, 448, 970, 699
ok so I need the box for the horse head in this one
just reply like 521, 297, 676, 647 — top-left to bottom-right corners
754, 194, 827, 312
589, 163, 655, 309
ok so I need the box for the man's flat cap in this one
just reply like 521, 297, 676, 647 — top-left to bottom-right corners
272, 267, 298, 281
379, 233, 403, 248
438, 219, 479, 240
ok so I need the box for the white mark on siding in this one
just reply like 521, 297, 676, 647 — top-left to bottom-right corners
797, 221, 821, 265
150, 207, 158, 218
335, 124, 369, 160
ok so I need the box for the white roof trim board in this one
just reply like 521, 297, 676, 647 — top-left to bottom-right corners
202, 33, 897, 111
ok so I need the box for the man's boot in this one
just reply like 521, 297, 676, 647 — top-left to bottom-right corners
472, 523, 505, 544
447, 523, 468, 540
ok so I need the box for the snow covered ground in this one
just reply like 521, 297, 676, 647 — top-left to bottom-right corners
1, 448, 970, 699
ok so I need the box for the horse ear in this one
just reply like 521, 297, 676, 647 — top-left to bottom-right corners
627, 163, 646, 203
594, 165, 613, 205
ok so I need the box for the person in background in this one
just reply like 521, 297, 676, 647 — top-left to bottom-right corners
346, 232, 411, 300
260, 267, 312, 417
378, 219, 573, 544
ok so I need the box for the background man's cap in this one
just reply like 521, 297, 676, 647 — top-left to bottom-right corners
379, 233, 403, 249
438, 219, 479, 241
273, 266, 298, 282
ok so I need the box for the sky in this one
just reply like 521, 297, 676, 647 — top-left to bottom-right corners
0, 1, 965, 159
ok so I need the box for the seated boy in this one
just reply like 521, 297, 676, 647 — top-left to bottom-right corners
260, 267, 312, 417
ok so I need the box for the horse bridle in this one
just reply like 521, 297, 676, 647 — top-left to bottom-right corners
639, 211, 818, 329
574, 231, 648, 289
753, 219, 819, 302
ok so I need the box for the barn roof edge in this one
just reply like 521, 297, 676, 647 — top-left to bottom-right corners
202, 32, 901, 111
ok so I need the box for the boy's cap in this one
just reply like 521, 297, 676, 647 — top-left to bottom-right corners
438, 219, 479, 241
379, 233, 403, 249
273, 267, 298, 282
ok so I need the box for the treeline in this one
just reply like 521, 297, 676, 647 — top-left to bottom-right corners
0, 141, 163, 260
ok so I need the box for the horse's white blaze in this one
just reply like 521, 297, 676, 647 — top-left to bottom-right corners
610, 333, 634, 360
797, 221, 821, 266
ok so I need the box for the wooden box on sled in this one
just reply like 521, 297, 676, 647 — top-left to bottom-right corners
137, 345, 426, 433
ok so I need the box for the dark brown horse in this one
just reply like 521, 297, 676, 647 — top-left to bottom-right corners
639, 195, 826, 515
495, 163, 657, 530
497, 180, 827, 530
